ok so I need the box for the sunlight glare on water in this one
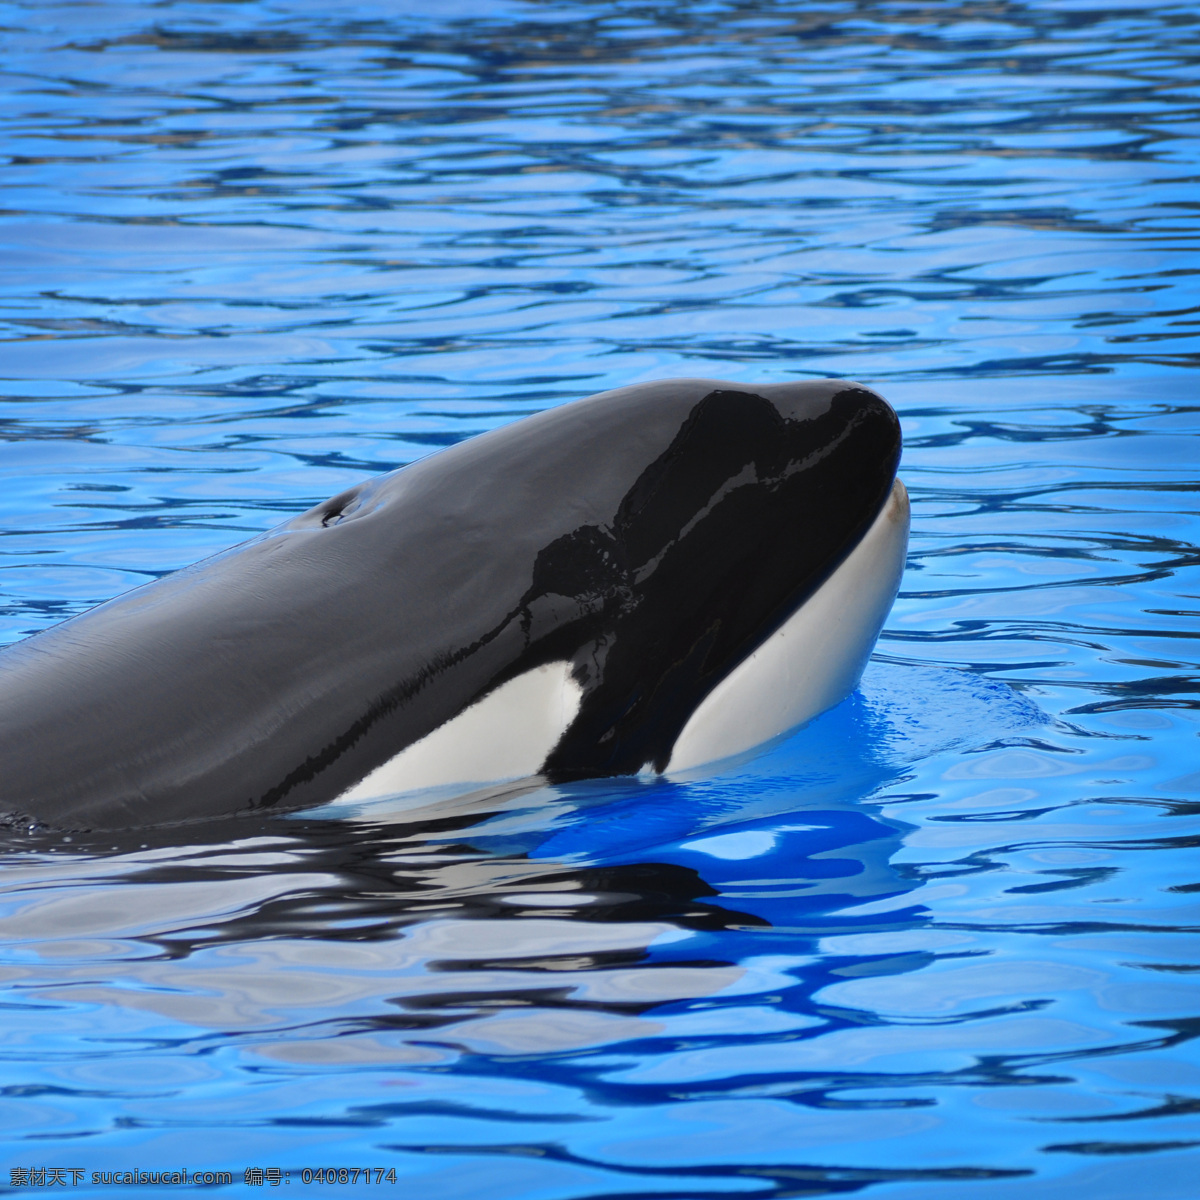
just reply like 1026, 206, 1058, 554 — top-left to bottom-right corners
1, 1, 1199, 1196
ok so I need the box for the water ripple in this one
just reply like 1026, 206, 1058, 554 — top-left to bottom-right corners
1, 0, 1199, 1196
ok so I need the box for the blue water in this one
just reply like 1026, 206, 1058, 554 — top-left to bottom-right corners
2, 0, 1199, 1195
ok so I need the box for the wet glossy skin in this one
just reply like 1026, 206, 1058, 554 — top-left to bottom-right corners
0, 378, 900, 830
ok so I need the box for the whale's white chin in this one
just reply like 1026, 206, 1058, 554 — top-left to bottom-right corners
666, 477, 909, 773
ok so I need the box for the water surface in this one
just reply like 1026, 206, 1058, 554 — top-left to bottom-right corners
2, 1, 1199, 1196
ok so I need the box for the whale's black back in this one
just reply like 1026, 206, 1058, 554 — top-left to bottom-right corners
0, 378, 900, 829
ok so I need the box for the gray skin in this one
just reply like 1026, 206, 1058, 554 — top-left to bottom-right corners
0, 378, 901, 831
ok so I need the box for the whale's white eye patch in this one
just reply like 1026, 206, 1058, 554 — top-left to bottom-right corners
337, 662, 584, 801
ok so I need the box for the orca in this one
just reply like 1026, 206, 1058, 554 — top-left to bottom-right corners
0, 378, 907, 831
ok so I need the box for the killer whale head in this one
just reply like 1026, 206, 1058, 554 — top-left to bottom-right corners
0, 378, 906, 831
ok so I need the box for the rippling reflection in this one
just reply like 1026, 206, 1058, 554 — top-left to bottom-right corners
2, 0, 1200, 1195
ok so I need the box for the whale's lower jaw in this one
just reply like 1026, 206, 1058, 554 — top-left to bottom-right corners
335, 478, 909, 803
666, 476, 909, 772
